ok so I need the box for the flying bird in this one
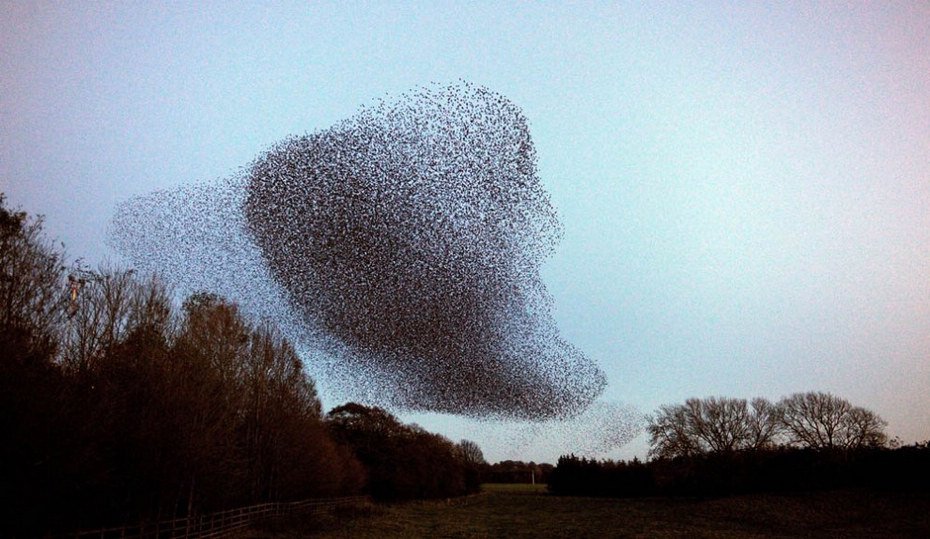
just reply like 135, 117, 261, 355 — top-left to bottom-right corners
111, 82, 606, 419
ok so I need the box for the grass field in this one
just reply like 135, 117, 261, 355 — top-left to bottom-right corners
243, 484, 930, 538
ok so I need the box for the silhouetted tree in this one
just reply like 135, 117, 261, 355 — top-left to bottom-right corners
456, 439, 486, 466
649, 393, 886, 459
62, 266, 151, 372
0, 195, 72, 534
746, 397, 783, 450
0, 193, 66, 358
239, 322, 362, 500
455, 439, 486, 491
648, 397, 782, 459
648, 403, 702, 459
549, 455, 655, 497
778, 391, 887, 449
1, 196, 364, 536
327, 403, 476, 500
485, 460, 553, 484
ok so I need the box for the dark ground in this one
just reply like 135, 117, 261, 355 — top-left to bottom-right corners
239, 483, 930, 538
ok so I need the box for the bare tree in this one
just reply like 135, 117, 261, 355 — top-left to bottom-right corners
648, 402, 703, 459
168, 293, 252, 513
0, 194, 67, 356
746, 397, 783, 449
843, 405, 888, 449
241, 321, 328, 500
62, 266, 140, 371
650, 392, 888, 458
648, 396, 783, 459
687, 397, 751, 453
125, 273, 174, 342
778, 391, 886, 449
455, 439, 486, 466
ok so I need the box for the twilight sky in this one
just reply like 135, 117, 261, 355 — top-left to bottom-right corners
2, 1, 929, 462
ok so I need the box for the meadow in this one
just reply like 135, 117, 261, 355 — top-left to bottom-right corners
244, 483, 930, 538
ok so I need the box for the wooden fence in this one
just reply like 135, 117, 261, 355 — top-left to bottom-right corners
69, 496, 368, 539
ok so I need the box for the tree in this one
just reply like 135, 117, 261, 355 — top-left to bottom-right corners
239, 322, 358, 500
455, 439, 486, 491
778, 391, 887, 450
485, 460, 554, 484
686, 397, 751, 453
326, 403, 476, 500
1, 193, 368, 535
647, 403, 702, 459
648, 396, 782, 459
61, 266, 147, 372
844, 405, 888, 448
649, 392, 888, 459
326, 403, 412, 500
455, 439, 486, 466
745, 397, 783, 450
0, 195, 71, 535
0, 193, 66, 358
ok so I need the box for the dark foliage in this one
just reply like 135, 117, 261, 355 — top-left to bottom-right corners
455, 439, 486, 493
1, 196, 371, 536
548, 456, 654, 497
549, 444, 930, 498
326, 403, 480, 501
483, 460, 553, 485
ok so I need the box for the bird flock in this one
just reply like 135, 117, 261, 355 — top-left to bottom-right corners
111, 82, 608, 421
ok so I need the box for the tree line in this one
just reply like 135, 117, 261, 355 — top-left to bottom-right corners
482, 460, 553, 484
550, 394, 930, 497
0, 194, 480, 537
648, 393, 887, 459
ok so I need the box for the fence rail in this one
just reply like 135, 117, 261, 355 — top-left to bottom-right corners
69, 496, 368, 539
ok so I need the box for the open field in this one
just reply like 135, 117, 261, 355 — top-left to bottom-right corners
243, 484, 930, 538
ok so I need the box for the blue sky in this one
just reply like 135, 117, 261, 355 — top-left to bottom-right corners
3, 1, 929, 462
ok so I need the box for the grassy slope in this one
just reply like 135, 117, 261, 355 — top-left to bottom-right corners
245, 484, 930, 538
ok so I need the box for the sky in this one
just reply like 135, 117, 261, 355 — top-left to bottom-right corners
2, 1, 929, 462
